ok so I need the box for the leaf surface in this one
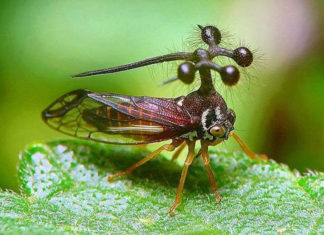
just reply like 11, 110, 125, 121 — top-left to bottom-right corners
0, 140, 323, 233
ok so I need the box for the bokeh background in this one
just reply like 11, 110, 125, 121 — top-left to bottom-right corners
0, 0, 323, 191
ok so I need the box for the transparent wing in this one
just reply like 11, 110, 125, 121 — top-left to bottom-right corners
42, 90, 190, 144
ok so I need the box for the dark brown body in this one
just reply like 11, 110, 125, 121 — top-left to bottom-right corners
42, 88, 234, 145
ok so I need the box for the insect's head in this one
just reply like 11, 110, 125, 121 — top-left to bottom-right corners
202, 106, 236, 141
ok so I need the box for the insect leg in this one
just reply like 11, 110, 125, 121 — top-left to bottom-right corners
171, 141, 186, 161
108, 139, 183, 181
229, 132, 268, 160
136, 144, 148, 148
169, 141, 196, 214
201, 141, 222, 202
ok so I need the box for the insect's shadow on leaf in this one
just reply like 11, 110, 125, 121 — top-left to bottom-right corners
104, 151, 238, 194
76, 141, 215, 192
52, 140, 238, 194
104, 148, 212, 193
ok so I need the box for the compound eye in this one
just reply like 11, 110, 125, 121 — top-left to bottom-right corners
209, 125, 225, 137
178, 62, 196, 84
233, 47, 253, 67
199, 25, 221, 45
220, 65, 240, 86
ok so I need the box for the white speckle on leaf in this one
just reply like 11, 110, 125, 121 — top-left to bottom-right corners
56, 145, 67, 154
139, 217, 153, 225
60, 150, 73, 170
277, 227, 287, 233
32, 152, 46, 165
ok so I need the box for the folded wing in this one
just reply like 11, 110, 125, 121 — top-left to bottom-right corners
42, 89, 192, 144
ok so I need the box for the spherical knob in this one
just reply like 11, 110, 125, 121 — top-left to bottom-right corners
233, 47, 253, 67
220, 65, 240, 86
177, 62, 196, 84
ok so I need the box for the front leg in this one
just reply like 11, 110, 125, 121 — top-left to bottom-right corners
229, 132, 268, 160
201, 141, 222, 202
169, 141, 196, 215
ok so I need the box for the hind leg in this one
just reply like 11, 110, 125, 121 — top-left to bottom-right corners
171, 141, 186, 161
108, 139, 183, 181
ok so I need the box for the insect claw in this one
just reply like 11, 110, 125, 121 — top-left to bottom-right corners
215, 192, 222, 203
108, 172, 127, 181
159, 76, 178, 86
169, 201, 180, 215
256, 154, 268, 161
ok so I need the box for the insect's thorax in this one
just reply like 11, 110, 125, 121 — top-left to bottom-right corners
179, 90, 236, 141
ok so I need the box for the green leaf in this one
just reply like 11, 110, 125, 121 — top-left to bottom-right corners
0, 140, 323, 233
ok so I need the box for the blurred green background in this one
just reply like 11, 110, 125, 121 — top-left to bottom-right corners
0, 0, 323, 191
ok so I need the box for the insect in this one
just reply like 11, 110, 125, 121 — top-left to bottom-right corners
42, 25, 267, 214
